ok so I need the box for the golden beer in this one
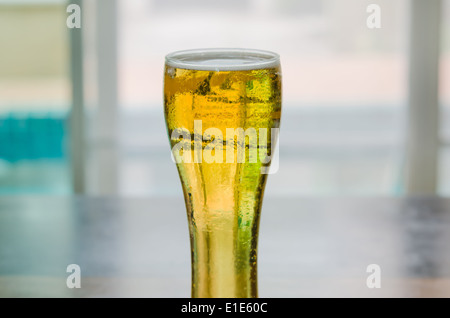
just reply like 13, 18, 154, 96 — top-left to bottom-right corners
164, 49, 281, 298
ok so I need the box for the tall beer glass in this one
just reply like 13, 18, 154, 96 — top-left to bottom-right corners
164, 49, 281, 298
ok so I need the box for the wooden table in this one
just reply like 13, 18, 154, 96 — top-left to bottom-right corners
1, 196, 449, 298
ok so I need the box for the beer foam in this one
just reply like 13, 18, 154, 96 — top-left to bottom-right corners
165, 48, 280, 71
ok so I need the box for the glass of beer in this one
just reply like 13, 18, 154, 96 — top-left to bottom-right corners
163, 48, 281, 298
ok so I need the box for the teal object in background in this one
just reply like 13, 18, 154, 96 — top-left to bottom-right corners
0, 111, 71, 195
0, 112, 68, 162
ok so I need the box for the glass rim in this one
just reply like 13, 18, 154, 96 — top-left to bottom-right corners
165, 48, 280, 71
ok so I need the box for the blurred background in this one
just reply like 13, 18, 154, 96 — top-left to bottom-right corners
0, 0, 449, 197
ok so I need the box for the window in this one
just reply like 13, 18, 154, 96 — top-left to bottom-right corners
439, 0, 450, 195
115, 0, 408, 196
0, 0, 70, 194
3, 0, 448, 196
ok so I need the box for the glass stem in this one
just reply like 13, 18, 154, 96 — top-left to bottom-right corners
189, 216, 259, 298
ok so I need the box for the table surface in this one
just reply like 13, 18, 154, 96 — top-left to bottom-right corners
1, 195, 450, 298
